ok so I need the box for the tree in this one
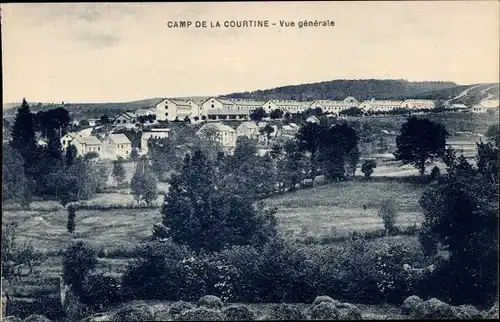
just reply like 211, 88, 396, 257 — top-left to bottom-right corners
33, 107, 70, 138
259, 124, 275, 145
112, 159, 127, 187
317, 123, 359, 181
99, 114, 111, 125
2, 145, 31, 207
79, 120, 90, 127
485, 123, 499, 147
47, 132, 63, 160
278, 140, 307, 191
1, 221, 45, 281
269, 109, 284, 120
378, 199, 398, 234
361, 159, 377, 180
418, 144, 498, 305
130, 158, 157, 205
67, 203, 77, 234
250, 108, 267, 121
62, 241, 98, 296
157, 150, 277, 252
296, 122, 326, 178
339, 107, 364, 117
65, 145, 78, 166
394, 116, 448, 178
130, 148, 139, 162
345, 146, 360, 177
10, 99, 37, 170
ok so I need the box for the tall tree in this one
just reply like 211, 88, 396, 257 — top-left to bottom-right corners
112, 159, 127, 187
259, 124, 275, 145
130, 157, 157, 205
10, 98, 37, 165
394, 116, 448, 177
296, 122, 326, 178
65, 145, 78, 167
250, 108, 267, 121
157, 150, 277, 252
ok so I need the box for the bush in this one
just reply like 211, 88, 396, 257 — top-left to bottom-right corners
429, 166, 441, 182
22, 315, 51, 322
80, 274, 122, 311
361, 159, 377, 180
453, 304, 482, 319
176, 307, 225, 321
266, 304, 305, 320
401, 295, 424, 316
62, 241, 98, 297
222, 305, 256, 321
419, 298, 456, 319
121, 241, 205, 301
486, 303, 499, 319
311, 295, 340, 307
197, 295, 223, 311
169, 301, 194, 319
337, 302, 363, 320
4, 317, 22, 322
378, 199, 398, 234
110, 304, 154, 321
307, 302, 340, 320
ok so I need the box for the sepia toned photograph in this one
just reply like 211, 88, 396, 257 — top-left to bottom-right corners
1, 1, 499, 321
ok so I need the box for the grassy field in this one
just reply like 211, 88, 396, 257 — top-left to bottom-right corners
264, 180, 426, 238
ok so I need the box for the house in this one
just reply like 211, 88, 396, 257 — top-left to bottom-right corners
60, 132, 80, 150
141, 128, 171, 153
71, 136, 103, 157
400, 99, 435, 110
236, 121, 260, 139
135, 107, 156, 116
310, 97, 359, 115
196, 123, 237, 153
449, 104, 468, 110
306, 115, 320, 124
359, 99, 404, 113
114, 112, 138, 127
262, 99, 305, 114
200, 97, 264, 120
471, 105, 487, 113
155, 98, 197, 121
87, 119, 99, 127
102, 133, 132, 160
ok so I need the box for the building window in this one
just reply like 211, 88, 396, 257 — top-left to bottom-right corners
211, 104, 214, 108
165, 112, 168, 116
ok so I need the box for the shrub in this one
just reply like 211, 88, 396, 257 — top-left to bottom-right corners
222, 305, 256, 321
80, 274, 122, 311
110, 304, 154, 321
4, 317, 22, 322
307, 302, 340, 320
197, 295, 223, 311
66, 203, 77, 234
401, 295, 424, 316
486, 303, 499, 319
361, 159, 377, 180
169, 301, 195, 319
62, 241, 98, 297
453, 304, 482, 319
311, 295, 340, 307
420, 298, 456, 319
430, 166, 441, 182
176, 307, 225, 321
337, 302, 363, 320
22, 315, 51, 322
266, 304, 305, 320
377, 199, 398, 234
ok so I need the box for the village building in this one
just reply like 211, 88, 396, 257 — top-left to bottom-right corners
449, 103, 468, 110
196, 123, 237, 153
200, 97, 256, 120
310, 97, 359, 115
306, 115, 321, 124
71, 136, 103, 157
101, 133, 132, 160
262, 99, 306, 114
236, 121, 261, 140
400, 99, 435, 110
155, 98, 194, 121
140, 128, 171, 154
113, 112, 138, 127
135, 107, 156, 116
359, 99, 404, 112
60, 132, 80, 150
471, 105, 487, 113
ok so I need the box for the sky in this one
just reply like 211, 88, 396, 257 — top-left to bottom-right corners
1, 1, 499, 103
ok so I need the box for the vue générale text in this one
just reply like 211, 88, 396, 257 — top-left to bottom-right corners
166, 20, 335, 28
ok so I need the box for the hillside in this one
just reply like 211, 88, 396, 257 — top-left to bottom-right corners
222, 79, 460, 101
2, 98, 164, 119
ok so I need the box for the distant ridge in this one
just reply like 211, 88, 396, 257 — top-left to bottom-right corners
222, 79, 462, 101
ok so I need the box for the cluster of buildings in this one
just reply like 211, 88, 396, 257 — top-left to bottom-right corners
60, 132, 132, 160
151, 96, 438, 121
